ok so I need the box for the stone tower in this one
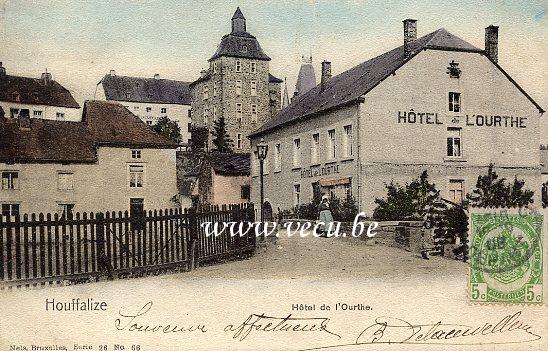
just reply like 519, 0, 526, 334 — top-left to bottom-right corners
190, 7, 282, 153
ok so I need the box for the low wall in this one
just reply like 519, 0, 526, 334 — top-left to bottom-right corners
279, 218, 433, 254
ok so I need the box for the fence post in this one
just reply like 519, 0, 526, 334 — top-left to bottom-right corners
96, 212, 113, 280
188, 208, 198, 270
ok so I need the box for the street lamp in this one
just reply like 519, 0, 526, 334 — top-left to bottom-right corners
256, 138, 268, 223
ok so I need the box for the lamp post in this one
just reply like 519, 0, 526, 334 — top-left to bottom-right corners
256, 138, 268, 224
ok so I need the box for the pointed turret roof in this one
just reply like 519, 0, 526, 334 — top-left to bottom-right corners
232, 7, 245, 20
209, 8, 270, 61
294, 57, 317, 97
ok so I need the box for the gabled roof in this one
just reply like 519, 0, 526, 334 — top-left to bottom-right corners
0, 100, 177, 164
100, 74, 192, 105
250, 28, 542, 137
208, 152, 250, 176
209, 32, 271, 61
82, 100, 179, 148
0, 75, 80, 108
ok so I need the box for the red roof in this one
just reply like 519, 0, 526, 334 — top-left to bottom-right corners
0, 100, 177, 164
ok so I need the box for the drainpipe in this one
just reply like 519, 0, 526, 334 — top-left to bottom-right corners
356, 101, 363, 214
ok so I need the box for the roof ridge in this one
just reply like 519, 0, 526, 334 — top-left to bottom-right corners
424, 28, 446, 47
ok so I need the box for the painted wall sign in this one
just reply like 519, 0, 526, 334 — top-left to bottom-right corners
397, 110, 527, 128
301, 164, 340, 179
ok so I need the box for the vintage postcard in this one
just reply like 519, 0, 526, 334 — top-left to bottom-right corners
0, 1, 547, 350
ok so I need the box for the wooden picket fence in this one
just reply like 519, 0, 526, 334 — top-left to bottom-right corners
0, 204, 255, 288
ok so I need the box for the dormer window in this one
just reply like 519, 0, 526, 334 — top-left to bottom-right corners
126, 92, 131, 99
32, 92, 39, 101
241, 45, 248, 53
12, 92, 20, 102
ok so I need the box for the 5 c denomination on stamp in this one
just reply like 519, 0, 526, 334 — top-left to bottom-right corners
469, 208, 543, 304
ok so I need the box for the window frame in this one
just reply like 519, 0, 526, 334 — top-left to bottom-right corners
327, 129, 336, 160
57, 171, 74, 191
274, 143, 281, 172
343, 125, 353, 157
293, 138, 302, 168
251, 62, 257, 73
448, 92, 461, 112
128, 165, 145, 188
311, 133, 320, 164
251, 104, 258, 123
250, 81, 257, 96
1, 171, 19, 190
236, 103, 243, 123
446, 127, 462, 158
235, 60, 242, 73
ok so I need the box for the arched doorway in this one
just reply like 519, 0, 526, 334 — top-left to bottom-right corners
263, 201, 274, 222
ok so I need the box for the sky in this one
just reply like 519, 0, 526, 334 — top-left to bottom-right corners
0, 0, 546, 128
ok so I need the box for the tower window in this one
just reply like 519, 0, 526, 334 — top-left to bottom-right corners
236, 60, 242, 73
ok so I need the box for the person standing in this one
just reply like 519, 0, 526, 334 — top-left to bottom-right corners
318, 195, 334, 237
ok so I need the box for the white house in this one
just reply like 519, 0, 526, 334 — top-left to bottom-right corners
95, 71, 192, 144
249, 22, 544, 216
0, 63, 81, 122
0, 100, 179, 218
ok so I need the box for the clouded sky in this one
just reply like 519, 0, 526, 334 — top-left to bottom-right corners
1, 0, 546, 118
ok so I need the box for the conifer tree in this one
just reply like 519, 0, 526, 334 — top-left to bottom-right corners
210, 116, 234, 153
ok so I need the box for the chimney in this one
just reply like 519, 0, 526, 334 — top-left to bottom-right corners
485, 25, 499, 63
0, 62, 5, 77
403, 19, 417, 58
41, 69, 52, 85
19, 109, 31, 130
154, 73, 160, 80
321, 61, 331, 91
109, 69, 116, 76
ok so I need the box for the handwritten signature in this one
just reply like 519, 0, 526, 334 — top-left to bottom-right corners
301, 311, 541, 350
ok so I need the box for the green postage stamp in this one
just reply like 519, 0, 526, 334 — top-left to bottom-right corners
469, 209, 543, 304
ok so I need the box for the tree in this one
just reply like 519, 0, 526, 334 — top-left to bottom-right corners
153, 116, 181, 144
373, 170, 445, 222
210, 116, 234, 153
467, 164, 534, 208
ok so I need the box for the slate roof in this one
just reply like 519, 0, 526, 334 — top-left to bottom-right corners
269, 73, 283, 83
209, 32, 271, 61
250, 28, 543, 137
209, 152, 250, 176
0, 75, 80, 108
100, 74, 192, 105
294, 63, 317, 96
0, 100, 177, 164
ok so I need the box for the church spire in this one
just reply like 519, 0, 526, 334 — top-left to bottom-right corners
282, 77, 290, 108
231, 7, 246, 33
